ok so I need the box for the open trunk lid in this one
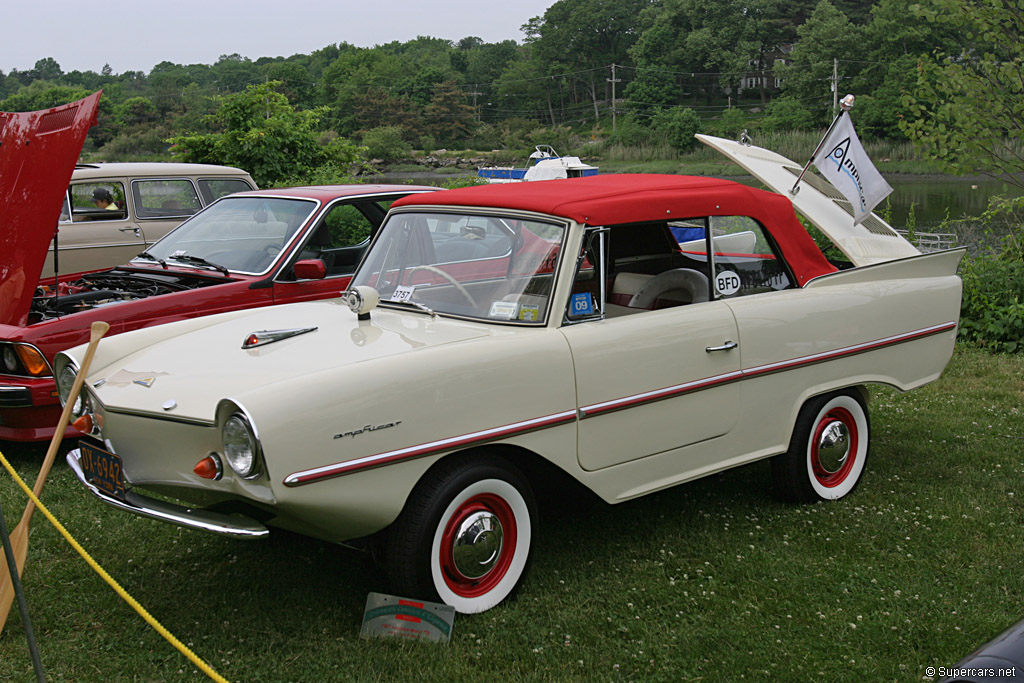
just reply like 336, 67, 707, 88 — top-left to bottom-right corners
697, 134, 921, 267
0, 92, 100, 326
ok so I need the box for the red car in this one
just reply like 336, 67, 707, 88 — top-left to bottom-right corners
0, 93, 436, 441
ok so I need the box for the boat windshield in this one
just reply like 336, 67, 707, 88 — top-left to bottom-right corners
351, 211, 566, 324
136, 196, 317, 274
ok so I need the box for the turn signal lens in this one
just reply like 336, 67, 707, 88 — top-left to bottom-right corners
194, 454, 222, 480
15, 345, 50, 376
72, 414, 94, 434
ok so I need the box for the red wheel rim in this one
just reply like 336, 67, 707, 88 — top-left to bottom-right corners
439, 493, 518, 598
810, 406, 858, 487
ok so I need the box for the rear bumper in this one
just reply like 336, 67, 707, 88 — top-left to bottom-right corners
66, 448, 269, 539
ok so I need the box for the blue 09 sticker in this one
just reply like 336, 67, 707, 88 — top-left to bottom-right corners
570, 292, 595, 316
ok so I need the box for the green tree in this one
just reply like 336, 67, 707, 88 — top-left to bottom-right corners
32, 57, 63, 82
901, 0, 1024, 187
423, 81, 476, 146
168, 81, 361, 185
778, 0, 865, 125
362, 125, 412, 161
524, 0, 650, 123
651, 107, 701, 150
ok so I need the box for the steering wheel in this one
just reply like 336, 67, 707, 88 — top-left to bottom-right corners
407, 265, 477, 308
628, 268, 710, 309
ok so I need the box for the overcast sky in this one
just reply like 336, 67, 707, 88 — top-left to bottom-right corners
3, 0, 556, 75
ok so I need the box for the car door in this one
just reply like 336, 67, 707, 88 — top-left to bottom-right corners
558, 226, 741, 472
44, 179, 145, 276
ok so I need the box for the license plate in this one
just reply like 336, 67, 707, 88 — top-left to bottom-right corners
80, 442, 125, 501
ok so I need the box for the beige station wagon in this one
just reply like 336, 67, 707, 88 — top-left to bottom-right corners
46, 163, 256, 277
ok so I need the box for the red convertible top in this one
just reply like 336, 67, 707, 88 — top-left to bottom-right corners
393, 174, 836, 286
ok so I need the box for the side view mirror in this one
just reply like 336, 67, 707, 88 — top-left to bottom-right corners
293, 259, 326, 280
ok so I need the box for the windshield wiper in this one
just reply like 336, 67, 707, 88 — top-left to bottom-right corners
168, 254, 230, 276
134, 251, 169, 269
378, 299, 436, 317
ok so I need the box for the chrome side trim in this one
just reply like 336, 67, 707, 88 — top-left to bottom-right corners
66, 449, 268, 539
102, 406, 216, 427
284, 410, 578, 487
282, 321, 956, 487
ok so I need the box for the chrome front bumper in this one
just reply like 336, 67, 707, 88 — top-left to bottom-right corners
66, 448, 269, 539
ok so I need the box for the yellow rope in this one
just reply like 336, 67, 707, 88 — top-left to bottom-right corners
0, 448, 230, 683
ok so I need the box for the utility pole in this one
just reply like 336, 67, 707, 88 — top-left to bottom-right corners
607, 64, 621, 135
832, 58, 839, 113
469, 90, 482, 121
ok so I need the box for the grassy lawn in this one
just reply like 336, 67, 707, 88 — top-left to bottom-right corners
1, 345, 1021, 681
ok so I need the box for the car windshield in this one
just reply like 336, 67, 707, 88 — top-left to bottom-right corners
136, 197, 317, 274
351, 211, 566, 324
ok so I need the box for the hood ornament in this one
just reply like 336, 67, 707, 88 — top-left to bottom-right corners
242, 327, 318, 350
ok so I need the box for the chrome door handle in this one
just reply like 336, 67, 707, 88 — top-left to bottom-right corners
705, 341, 737, 353
119, 227, 141, 236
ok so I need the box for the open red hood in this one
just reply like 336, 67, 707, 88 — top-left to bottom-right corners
0, 92, 100, 326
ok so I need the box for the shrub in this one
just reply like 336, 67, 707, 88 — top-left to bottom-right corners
958, 197, 1024, 353
361, 126, 412, 162
650, 108, 702, 152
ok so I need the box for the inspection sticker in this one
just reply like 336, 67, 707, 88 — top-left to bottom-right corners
519, 304, 540, 321
360, 592, 455, 644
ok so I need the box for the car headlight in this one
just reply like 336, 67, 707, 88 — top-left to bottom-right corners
56, 362, 86, 418
222, 413, 261, 478
2, 346, 17, 373
1, 343, 51, 377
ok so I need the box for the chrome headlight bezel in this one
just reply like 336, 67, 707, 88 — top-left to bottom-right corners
55, 357, 88, 419
218, 401, 264, 479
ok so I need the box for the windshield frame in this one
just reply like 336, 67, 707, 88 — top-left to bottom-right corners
131, 193, 321, 276
352, 207, 571, 327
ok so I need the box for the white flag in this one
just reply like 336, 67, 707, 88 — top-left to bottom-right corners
812, 113, 892, 225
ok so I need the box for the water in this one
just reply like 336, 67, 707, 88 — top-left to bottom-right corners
884, 176, 1023, 230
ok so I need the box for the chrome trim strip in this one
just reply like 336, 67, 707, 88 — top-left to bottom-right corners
66, 449, 268, 539
580, 322, 958, 418
284, 410, 578, 487
286, 321, 955, 486
103, 405, 216, 427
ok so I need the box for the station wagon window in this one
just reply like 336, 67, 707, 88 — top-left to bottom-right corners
67, 182, 127, 222
198, 178, 255, 203
353, 211, 566, 325
131, 179, 202, 219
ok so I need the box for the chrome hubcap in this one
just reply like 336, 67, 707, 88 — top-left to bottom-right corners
451, 511, 504, 579
817, 419, 851, 474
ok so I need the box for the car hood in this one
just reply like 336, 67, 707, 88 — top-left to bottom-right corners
82, 300, 496, 420
697, 134, 920, 266
0, 92, 100, 327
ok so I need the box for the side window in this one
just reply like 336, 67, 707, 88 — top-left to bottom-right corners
706, 217, 793, 298
132, 179, 202, 219
295, 202, 379, 278
58, 193, 72, 223
198, 178, 255, 204
68, 182, 127, 222
564, 228, 608, 323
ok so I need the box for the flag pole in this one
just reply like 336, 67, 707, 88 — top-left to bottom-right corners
789, 94, 856, 196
